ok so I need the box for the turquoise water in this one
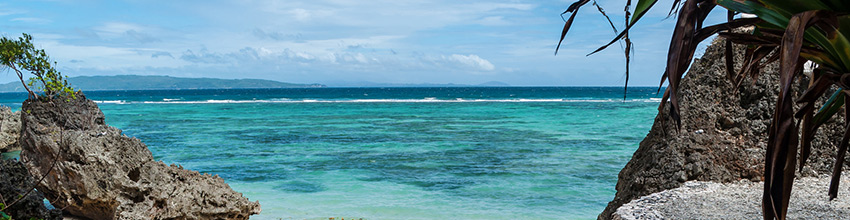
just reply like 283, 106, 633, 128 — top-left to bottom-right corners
0, 87, 659, 219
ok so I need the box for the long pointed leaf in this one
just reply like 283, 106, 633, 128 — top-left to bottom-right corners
556, 10, 579, 55
734, 46, 756, 88
798, 69, 831, 172
630, 0, 658, 25
829, 94, 850, 200
593, 1, 618, 33
662, 0, 714, 129
718, 32, 780, 46
799, 105, 815, 172
695, 18, 763, 42
812, 89, 845, 126
795, 71, 838, 118
764, 10, 818, 219
555, 0, 590, 55
623, 0, 633, 101
725, 10, 735, 83
739, 46, 776, 85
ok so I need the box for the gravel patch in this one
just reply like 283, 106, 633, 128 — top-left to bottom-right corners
614, 172, 850, 219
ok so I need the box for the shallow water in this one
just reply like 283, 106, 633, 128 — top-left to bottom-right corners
0, 87, 658, 219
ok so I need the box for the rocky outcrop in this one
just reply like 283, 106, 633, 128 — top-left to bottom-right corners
598, 37, 849, 219
0, 159, 62, 220
19, 94, 261, 219
0, 107, 21, 152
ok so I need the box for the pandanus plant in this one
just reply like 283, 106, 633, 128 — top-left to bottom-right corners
557, 0, 850, 219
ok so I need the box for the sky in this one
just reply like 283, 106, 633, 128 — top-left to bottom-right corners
0, 0, 727, 86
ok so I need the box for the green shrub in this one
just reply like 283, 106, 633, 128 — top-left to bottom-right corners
0, 33, 77, 100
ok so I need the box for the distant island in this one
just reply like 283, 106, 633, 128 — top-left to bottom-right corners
0, 76, 516, 92
0, 75, 326, 92
329, 81, 511, 87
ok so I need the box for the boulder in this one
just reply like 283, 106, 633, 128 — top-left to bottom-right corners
0, 159, 62, 220
20, 94, 261, 219
598, 37, 849, 219
0, 107, 21, 152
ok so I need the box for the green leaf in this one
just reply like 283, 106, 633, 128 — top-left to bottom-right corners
629, 0, 658, 25
813, 89, 845, 126
717, 0, 791, 27
825, 29, 850, 71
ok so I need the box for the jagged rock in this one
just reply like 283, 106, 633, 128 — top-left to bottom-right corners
0, 159, 62, 220
0, 107, 21, 152
598, 37, 849, 220
19, 94, 261, 219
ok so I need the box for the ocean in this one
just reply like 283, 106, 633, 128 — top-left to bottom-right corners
0, 87, 660, 220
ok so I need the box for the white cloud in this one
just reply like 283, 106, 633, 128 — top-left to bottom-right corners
93, 22, 162, 43
10, 17, 51, 24
239, 0, 536, 35
287, 8, 333, 21
446, 54, 495, 71
151, 51, 174, 58
176, 44, 495, 75
0, 3, 25, 17
477, 3, 534, 11
94, 22, 146, 37
477, 16, 510, 26
1, 0, 691, 86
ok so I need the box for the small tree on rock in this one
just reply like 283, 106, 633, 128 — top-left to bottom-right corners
0, 33, 76, 100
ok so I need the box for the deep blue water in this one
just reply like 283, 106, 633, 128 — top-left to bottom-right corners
1, 87, 660, 220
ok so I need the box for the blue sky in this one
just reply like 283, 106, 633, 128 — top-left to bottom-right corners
0, 0, 726, 86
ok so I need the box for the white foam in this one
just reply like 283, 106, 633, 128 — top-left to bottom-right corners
94, 100, 126, 104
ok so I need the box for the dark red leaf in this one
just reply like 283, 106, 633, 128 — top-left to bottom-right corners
593, 1, 618, 33
555, 0, 590, 55
764, 10, 823, 219
829, 93, 850, 200
799, 105, 814, 173
725, 11, 735, 83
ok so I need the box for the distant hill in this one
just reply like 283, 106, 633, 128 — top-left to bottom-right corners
476, 81, 511, 87
329, 81, 511, 87
0, 75, 325, 92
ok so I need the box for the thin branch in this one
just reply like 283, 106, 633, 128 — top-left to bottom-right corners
593, 1, 619, 33
8, 65, 35, 99
1, 132, 64, 212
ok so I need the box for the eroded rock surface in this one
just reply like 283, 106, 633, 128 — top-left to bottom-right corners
0, 106, 21, 152
598, 37, 849, 219
20, 95, 260, 219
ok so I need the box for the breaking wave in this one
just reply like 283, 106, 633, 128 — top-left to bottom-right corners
93, 98, 663, 104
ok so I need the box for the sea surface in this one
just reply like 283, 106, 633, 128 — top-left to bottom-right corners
0, 87, 660, 220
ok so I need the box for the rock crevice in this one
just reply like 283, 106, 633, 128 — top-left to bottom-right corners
0, 159, 62, 220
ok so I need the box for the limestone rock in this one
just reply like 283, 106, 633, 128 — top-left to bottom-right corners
20, 95, 261, 219
0, 159, 62, 220
598, 37, 848, 219
612, 172, 850, 220
0, 106, 21, 152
